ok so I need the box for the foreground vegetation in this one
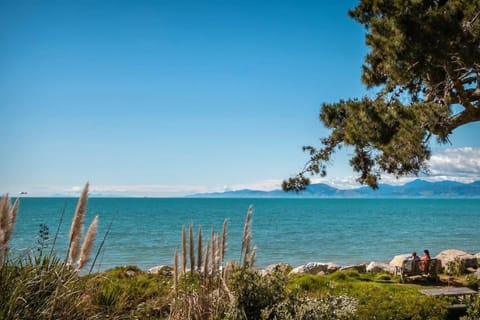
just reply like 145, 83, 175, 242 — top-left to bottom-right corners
1, 190, 479, 319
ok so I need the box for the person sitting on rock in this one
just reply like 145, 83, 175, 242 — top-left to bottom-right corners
407, 251, 420, 261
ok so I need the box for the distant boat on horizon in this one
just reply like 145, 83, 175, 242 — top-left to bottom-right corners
19, 191, 27, 195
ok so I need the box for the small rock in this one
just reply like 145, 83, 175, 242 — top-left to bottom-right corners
389, 254, 409, 268
304, 262, 340, 275
125, 269, 136, 277
289, 265, 306, 275
147, 265, 172, 276
341, 264, 367, 273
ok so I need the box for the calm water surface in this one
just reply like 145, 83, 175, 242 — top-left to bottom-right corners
8, 198, 480, 271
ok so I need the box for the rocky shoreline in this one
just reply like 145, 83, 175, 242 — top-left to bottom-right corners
267, 249, 480, 278
148, 249, 480, 280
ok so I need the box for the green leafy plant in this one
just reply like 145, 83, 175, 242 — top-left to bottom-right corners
447, 257, 466, 276
461, 293, 480, 320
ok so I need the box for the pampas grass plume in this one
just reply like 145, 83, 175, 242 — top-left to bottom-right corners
0, 195, 19, 263
181, 226, 187, 274
78, 215, 98, 270
220, 219, 227, 263
68, 182, 89, 265
189, 224, 194, 274
197, 226, 203, 272
173, 249, 179, 292
5, 198, 19, 243
203, 242, 210, 275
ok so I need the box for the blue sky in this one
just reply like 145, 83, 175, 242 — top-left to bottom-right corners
1, 0, 479, 196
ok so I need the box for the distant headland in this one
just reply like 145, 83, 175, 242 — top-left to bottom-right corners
187, 179, 480, 199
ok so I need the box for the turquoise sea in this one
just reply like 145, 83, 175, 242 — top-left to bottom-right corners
8, 198, 480, 272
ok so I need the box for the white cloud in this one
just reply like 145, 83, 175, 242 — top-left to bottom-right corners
19, 148, 480, 197
309, 147, 480, 189
427, 147, 480, 180
60, 179, 284, 197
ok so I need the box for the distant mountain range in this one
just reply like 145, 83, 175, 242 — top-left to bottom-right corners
188, 179, 480, 198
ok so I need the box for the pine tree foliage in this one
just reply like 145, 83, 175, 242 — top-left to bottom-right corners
284, 0, 480, 190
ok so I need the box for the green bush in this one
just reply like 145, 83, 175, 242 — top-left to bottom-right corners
262, 293, 357, 320
353, 286, 448, 319
83, 266, 172, 317
461, 293, 480, 320
228, 267, 289, 319
0, 253, 87, 320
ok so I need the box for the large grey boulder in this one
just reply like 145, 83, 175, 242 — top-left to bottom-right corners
389, 254, 409, 268
435, 249, 478, 272
289, 265, 306, 275
289, 262, 340, 275
340, 264, 367, 273
367, 261, 395, 274
305, 262, 341, 274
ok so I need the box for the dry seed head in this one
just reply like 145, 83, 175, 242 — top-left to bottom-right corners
211, 233, 217, 274
0, 194, 10, 232
197, 226, 203, 272
203, 242, 210, 276
78, 215, 98, 270
5, 198, 19, 243
181, 226, 187, 274
241, 205, 253, 265
189, 224, 194, 274
173, 249, 179, 292
220, 219, 228, 263
68, 182, 89, 264
0, 195, 20, 262
249, 246, 257, 268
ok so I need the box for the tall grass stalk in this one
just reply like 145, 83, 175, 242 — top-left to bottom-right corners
78, 215, 98, 270
211, 230, 217, 274
49, 201, 67, 257
89, 220, 112, 274
241, 205, 253, 267
0, 194, 19, 264
181, 226, 187, 274
189, 223, 194, 275
203, 242, 210, 276
197, 226, 203, 272
67, 182, 89, 266
220, 219, 228, 263
173, 249, 179, 292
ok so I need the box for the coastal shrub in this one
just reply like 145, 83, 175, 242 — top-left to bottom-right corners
228, 266, 289, 319
447, 257, 466, 276
353, 286, 448, 319
261, 293, 357, 320
289, 271, 449, 319
465, 273, 480, 291
83, 266, 172, 317
461, 293, 480, 320
0, 252, 87, 320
